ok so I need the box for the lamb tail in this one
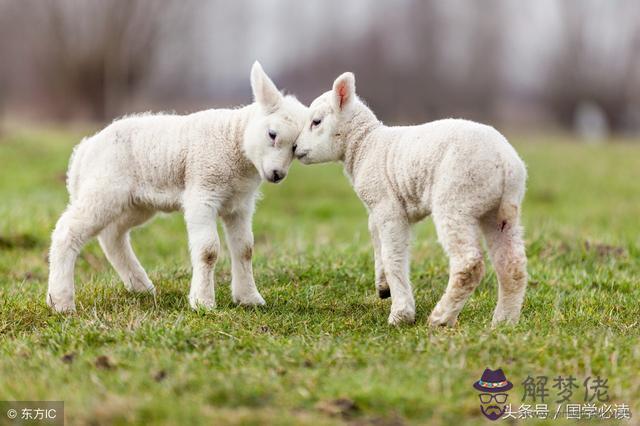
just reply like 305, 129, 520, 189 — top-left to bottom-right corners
66, 137, 88, 201
497, 158, 527, 231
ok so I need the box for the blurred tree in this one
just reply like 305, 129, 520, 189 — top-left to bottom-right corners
545, 1, 640, 133
281, 0, 505, 124
0, 0, 9, 134
4, 0, 193, 121
1, 0, 639, 134
44, 0, 192, 120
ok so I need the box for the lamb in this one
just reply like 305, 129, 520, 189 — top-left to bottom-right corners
47, 62, 307, 312
294, 72, 528, 327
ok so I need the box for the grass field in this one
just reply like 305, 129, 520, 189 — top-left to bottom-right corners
0, 127, 638, 425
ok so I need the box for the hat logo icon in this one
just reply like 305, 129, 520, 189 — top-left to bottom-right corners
473, 368, 513, 421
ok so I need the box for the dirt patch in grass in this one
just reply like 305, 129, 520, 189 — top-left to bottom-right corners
0, 233, 42, 250
316, 398, 360, 418
539, 240, 627, 260
95, 355, 116, 370
584, 240, 627, 258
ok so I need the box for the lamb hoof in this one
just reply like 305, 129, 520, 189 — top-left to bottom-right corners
491, 311, 520, 327
388, 306, 415, 326
46, 294, 76, 313
234, 292, 266, 307
189, 296, 216, 310
378, 288, 391, 299
126, 276, 156, 294
428, 308, 457, 327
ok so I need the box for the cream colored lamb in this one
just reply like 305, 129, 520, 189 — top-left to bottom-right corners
47, 62, 307, 312
294, 72, 527, 327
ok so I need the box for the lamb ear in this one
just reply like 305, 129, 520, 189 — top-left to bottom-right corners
250, 61, 282, 112
332, 72, 356, 111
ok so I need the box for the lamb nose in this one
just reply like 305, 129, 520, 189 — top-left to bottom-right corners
272, 170, 283, 182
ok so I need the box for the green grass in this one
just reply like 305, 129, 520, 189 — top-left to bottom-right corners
0, 127, 639, 425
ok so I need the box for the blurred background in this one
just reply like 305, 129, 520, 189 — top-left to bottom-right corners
1, 0, 639, 139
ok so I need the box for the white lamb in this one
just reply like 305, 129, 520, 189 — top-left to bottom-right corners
47, 62, 307, 312
294, 72, 528, 327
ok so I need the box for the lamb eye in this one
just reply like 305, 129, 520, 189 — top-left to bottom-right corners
268, 130, 277, 140
312, 119, 322, 127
